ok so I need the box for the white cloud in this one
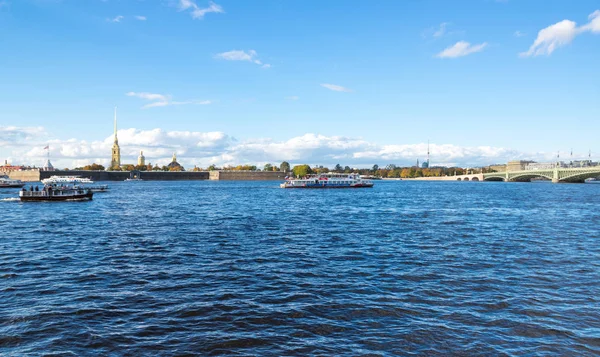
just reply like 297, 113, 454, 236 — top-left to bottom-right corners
215, 50, 270, 68
0, 126, 565, 169
107, 15, 124, 23
514, 30, 525, 37
126, 92, 211, 109
178, 0, 223, 19
216, 50, 256, 61
134, 15, 146, 21
520, 20, 578, 56
436, 41, 488, 58
320, 83, 353, 92
521, 10, 600, 57
433, 22, 449, 38
581, 10, 600, 33
422, 22, 464, 39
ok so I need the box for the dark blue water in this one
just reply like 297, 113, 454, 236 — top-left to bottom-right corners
1, 180, 600, 356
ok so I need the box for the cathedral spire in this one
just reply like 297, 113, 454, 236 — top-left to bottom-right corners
113, 106, 118, 144
110, 106, 121, 170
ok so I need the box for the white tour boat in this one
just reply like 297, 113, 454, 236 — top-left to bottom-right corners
41, 175, 109, 192
0, 175, 25, 188
280, 173, 374, 189
19, 185, 93, 202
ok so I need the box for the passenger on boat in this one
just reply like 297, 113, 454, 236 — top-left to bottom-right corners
29, 186, 34, 191
34, 186, 39, 191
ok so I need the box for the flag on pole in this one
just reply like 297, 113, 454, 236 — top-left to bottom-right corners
43, 145, 49, 150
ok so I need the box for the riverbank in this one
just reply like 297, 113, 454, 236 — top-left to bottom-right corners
2, 170, 286, 182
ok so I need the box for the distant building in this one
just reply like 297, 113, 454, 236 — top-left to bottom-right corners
571, 160, 593, 167
507, 160, 535, 172
488, 164, 507, 172
42, 159, 54, 171
525, 162, 555, 170
138, 151, 145, 166
422, 161, 429, 169
110, 107, 121, 170
167, 152, 183, 171
0, 160, 25, 172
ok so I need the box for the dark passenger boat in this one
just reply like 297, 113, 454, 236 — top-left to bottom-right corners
19, 185, 93, 202
0, 175, 25, 188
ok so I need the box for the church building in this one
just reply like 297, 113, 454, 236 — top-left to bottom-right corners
138, 151, 145, 166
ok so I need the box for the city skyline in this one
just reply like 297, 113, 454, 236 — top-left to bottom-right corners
1, 0, 599, 168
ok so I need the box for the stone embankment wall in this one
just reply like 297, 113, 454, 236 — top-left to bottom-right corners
4, 170, 41, 182
4, 169, 283, 182
39, 170, 210, 181
209, 171, 286, 181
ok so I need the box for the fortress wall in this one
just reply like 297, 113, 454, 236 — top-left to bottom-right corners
6, 170, 42, 182
38, 170, 209, 181
209, 171, 286, 181
135, 171, 209, 180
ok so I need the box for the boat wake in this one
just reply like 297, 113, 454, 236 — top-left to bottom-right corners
0, 198, 20, 202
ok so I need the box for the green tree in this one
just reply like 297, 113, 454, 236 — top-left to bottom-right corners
280, 161, 290, 172
292, 164, 313, 178
334, 164, 343, 172
344, 166, 351, 173
372, 164, 379, 173
264, 163, 273, 172
208, 164, 217, 171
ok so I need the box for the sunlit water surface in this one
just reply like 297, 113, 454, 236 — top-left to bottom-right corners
1, 180, 599, 356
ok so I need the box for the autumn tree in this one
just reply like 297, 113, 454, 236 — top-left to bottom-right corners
82, 163, 105, 171
292, 164, 312, 178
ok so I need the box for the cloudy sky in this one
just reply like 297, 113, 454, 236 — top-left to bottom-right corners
0, 0, 599, 168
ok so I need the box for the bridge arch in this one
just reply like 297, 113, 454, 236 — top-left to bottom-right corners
559, 170, 600, 182
471, 177, 479, 181
509, 172, 553, 182
463, 177, 469, 181
484, 176, 505, 182
456, 178, 462, 181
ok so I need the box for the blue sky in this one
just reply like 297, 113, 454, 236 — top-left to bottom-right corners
0, 0, 599, 168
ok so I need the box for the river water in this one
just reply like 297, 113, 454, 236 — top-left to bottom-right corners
1, 180, 599, 356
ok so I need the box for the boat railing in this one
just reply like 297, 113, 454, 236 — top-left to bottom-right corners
20, 189, 88, 197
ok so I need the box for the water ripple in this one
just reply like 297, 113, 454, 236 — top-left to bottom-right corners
1, 181, 600, 355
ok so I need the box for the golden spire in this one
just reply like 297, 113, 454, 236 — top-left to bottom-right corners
113, 106, 118, 144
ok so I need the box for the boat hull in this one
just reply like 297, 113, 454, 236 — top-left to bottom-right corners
19, 192, 93, 202
0, 183, 25, 188
280, 183, 374, 189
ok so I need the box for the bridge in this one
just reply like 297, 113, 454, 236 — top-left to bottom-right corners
482, 166, 600, 183
410, 166, 600, 183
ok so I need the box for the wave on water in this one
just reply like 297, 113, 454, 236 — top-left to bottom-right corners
0, 197, 19, 202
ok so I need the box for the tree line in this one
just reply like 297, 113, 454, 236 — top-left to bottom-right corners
68, 161, 490, 178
